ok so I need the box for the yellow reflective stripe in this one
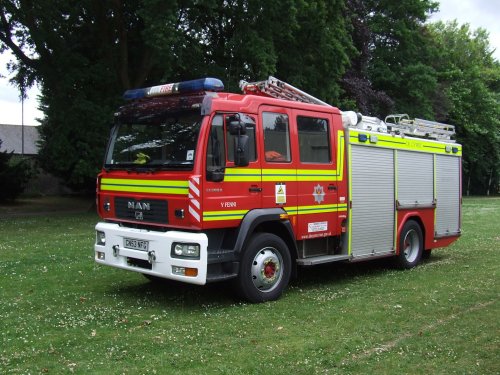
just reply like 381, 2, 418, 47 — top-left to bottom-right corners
224, 168, 261, 182
203, 209, 249, 221
285, 204, 348, 215
262, 169, 296, 182
337, 133, 345, 181
203, 204, 348, 222
349, 130, 462, 156
101, 178, 188, 195
295, 204, 348, 215
297, 169, 339, 181
284, 206, 298, 215
347, 143, 353, 256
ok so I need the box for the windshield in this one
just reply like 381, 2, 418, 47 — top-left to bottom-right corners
105, 112, 202, 169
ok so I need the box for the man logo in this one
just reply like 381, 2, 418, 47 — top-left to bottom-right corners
128, 201, 151, 211
135, 211, 144, 220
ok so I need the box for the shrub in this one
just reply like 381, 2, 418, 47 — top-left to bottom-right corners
0, 139, 35, 201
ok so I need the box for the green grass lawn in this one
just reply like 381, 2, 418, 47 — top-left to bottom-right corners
1, 198, 498, 374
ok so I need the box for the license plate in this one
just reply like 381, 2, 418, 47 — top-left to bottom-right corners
124, 238, 149, 251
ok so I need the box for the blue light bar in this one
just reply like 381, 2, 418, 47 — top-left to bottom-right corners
123, 78, 224, 100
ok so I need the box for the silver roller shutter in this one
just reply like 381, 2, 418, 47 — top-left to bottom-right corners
435, 155, 461, 236
397, 151, 434, 206
351, 145, 395, 257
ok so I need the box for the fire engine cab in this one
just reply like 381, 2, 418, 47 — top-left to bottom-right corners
95, 77, 461, 302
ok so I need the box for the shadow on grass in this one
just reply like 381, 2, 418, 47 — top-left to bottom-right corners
103, 253, 447, 308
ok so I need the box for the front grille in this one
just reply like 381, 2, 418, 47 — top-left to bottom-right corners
115, 197, 168, 224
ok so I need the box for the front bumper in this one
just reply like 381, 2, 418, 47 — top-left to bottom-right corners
94, 222, 208, 285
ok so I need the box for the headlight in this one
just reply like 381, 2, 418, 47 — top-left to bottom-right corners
171, 243, 200, 259
96, 231, 106, 246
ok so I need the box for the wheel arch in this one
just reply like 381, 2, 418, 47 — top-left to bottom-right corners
397, 213, 425, 255
233, 208, 298, 260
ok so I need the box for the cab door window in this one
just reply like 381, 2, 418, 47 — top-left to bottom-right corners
297, 116, 331, 163
263, 112, 291, 162
206, 114, 257, 180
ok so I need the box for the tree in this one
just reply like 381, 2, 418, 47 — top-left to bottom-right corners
1, 0, 354, 190
0, 0, 183, 189
348, 0, 439, 117
340, 0, 394, 115
428, 21, 500, 195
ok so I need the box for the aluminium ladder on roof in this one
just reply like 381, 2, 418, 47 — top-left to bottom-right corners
385, 114, 456, 142
239, 76, 331, 107
240, 76, 456, 141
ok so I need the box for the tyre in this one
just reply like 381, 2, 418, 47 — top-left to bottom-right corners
236, 233, 292, 303
394, 220, 423, 269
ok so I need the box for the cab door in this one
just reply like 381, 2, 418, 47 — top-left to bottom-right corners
258, 106, 298, 233
203, 113, 262, 229
292, 109, 339, 241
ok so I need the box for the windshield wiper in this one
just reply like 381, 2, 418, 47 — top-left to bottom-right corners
158, 161, 193, 169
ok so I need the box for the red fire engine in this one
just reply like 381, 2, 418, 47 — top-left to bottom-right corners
95, 77, 461, 302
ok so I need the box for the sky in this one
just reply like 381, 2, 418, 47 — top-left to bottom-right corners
0, 0, 499, 126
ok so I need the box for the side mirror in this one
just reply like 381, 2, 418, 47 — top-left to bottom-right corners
234, 135, 249, 167
228, 114, 247, 135
226, 113, 252, 167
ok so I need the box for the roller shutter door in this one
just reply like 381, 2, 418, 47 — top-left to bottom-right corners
397, 151, 434, 206
351, 145, 395, 257
435, 155, 460, 236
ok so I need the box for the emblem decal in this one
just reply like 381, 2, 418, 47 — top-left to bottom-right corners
313, 184, 325, 204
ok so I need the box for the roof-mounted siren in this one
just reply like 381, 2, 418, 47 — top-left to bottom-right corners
123, 78, 224, 100
341, 111, 360, 129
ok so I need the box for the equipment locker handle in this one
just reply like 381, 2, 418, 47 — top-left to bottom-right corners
249, 185, 262, 193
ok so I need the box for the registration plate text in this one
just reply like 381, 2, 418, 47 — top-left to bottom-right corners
124, 238, 149, 251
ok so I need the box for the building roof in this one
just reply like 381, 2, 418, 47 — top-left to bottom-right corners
0, 124, 40, 155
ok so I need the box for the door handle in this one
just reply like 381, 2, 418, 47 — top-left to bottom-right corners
249, 185, 262, 193
328, 184, 337, 191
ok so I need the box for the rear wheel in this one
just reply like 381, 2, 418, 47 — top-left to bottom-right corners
236, 233, 291, 303
394, 220, 423, 269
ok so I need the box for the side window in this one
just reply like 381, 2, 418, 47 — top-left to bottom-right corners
206, 114, 225, 176
226, 117, 257, 163
297, 116, 331, 163
206, 113, 257, 179
263, 112, 291, 162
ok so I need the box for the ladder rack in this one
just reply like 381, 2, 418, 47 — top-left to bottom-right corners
240, 76, 331, 107
240, 76, 456, 142
385, 114, 455, 142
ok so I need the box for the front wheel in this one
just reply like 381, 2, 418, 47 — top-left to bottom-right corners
236, 233, 292, 303
394, 220, 423, 269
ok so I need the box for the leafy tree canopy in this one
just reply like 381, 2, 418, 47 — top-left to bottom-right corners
0, 1, 498, 194
0, 0, 353, 189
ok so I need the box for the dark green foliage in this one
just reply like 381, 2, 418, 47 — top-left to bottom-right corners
364, 0, 439, 117
427, 22, 500, 195
0, 1, 498, 194
0, 140, 34, 201
1, 0, 353, 190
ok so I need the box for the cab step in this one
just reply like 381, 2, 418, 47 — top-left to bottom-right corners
296, 254, 351, 266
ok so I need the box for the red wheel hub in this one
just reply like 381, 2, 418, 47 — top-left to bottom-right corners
264, 261, 276, 278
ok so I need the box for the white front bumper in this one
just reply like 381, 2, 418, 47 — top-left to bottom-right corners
94, 222, 208, 285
